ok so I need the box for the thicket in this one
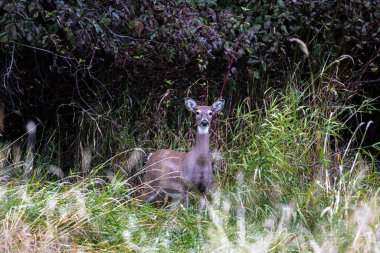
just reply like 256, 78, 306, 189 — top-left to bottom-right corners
0, 1, 379, 251
0, 0, 379, 169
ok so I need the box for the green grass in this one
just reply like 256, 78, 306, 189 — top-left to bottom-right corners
0, 85, 379, 252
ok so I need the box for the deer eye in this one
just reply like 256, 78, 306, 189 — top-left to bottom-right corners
196, 111, 200, 115
208, 111, 213, 116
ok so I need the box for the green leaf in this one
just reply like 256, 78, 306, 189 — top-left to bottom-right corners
101, 16, 111, 26
112, 12, 120, 22
93, 22, 101, 34
0, 32, 9, 43
49, 23, 59, 33
28, 3, 36, 13
26, 32, 33, 42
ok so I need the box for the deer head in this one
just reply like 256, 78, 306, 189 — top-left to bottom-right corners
184, 97, 225, 135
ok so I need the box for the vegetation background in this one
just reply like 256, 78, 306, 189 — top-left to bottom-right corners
0, 0, 379, 252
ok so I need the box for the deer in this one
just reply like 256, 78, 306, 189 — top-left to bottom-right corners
141, 97, 225, 208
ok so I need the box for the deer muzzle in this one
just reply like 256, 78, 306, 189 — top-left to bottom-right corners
200, 119, 209, 127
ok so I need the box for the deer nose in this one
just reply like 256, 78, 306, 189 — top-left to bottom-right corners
200, 119, 209, 127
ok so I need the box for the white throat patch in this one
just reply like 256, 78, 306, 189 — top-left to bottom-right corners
197, 125, 209, 135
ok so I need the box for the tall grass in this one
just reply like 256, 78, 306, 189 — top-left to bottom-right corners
0, 85, 379, 252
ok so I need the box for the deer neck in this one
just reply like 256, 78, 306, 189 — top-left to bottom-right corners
193, 127, 210, 156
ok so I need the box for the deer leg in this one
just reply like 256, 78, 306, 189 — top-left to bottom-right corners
167, 193, 182, 209
184, 191, 189, 208
169, 197, 181, 209
198, 194, 207, 209
144, 189, 161, 204
163, 194, 169, 206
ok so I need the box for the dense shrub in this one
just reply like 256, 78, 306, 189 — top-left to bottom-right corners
1, 0, 379, 94
0, 0, 379, 168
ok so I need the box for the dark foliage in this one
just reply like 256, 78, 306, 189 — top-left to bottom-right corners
0, 0, 379, 169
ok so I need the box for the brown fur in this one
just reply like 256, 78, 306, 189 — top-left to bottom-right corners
140, 98, 225, 208
140, 149, 185, 201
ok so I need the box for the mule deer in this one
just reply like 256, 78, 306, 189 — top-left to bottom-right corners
141, 97, 225, 208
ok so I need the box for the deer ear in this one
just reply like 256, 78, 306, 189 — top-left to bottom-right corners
184, 97, 197, 112
212, 99, 225, 113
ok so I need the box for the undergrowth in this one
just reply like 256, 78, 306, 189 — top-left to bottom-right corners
0, 85, 379, 252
